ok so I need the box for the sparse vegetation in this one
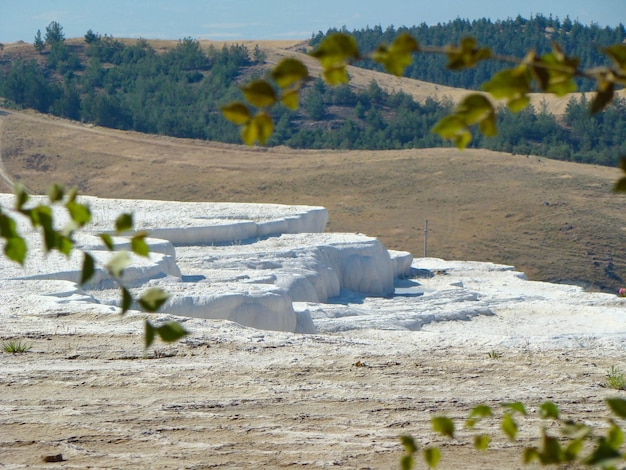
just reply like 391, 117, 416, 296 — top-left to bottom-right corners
487, 350, 502, 359
606, 366, 626, 390
2, 339, 32, 354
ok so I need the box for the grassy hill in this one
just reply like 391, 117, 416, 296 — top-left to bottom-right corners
1, 105, 625, 292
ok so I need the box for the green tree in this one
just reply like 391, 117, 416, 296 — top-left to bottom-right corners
303, 81, 327, 120
44, 21, 65, 46
33, 29, 45, 53
253, 44, 267, 63
84, 29, 100, 44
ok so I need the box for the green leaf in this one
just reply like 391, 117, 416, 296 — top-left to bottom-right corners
502, 402, 527, 415
31, 205, 56, 252
65, 201, 91, 227
155, 321, 188, 343
13, 183, 29, 211
389, 32, 419, 54
240, 80, 277, 108
0, 212, 27, 264
4, 235, 27, 265
453, 130, 472, 150
539, 433, 565, 464
400, 455, 414, 470
28, 204, 51, 229
584, 438, 622, 467
221, 102, 251, 125
422, 447, 441, 468
607, 398, 626, 418
482, 67, 531, 110
80, 253, 95, 285
99, 233, 115, 250
280, 89, 300, 110
130, 231, 150, 257
465, 418, 478, 429
322, 65, 350, 86
478, 113, 497, 137
539, 402, 560, 419
564, 438, 583, 461
466, 405, 493, 428
523, 447, 541, 464
310, 33, 359, 86
106, 251, 131, 278
432, 115, 466, 139
56, 234, 73, 257
501, 413, 518, 441
400, 435, 418, 454
561, 421, 591, 440
121, 287, 132, 314
604, 44, 626, 72
47, 183, 64, 202
310, 33, 360, 68
372, 32, 419, 76
445, 37, 492, 70
115, 213, 133, 233
614, 177, 626, 193
457, 94, 494, 125
241, 112, 274, 146
507, 96, 531, 113
145, 319, 156, 349
432, 416, 455, 438
270, 58, 309, 88
432, 93, 496, 147
591, 81, 614, 114
607, 419, 624, 450
66, 186, 79, 203
532, 43, 579, 96
474, 434, 491, 451
138, 287, 169, 312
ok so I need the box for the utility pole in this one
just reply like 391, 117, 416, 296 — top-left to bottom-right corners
424, 219, 428, 258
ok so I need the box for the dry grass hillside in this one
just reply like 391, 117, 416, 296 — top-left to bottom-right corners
1, 107, 625, 292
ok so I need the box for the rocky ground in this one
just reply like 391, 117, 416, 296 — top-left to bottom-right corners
2, 310, 625, 469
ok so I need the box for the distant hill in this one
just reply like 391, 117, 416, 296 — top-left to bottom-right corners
0, 20, 626, 165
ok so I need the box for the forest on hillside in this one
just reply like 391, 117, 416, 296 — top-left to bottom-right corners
0, 16, 625, 166
312, 14, 626, 91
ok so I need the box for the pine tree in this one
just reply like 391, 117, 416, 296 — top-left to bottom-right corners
44, 21, 65, 46
34, 29, 45, 53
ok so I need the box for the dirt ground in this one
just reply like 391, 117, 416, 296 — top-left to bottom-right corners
1, 313, 624, 469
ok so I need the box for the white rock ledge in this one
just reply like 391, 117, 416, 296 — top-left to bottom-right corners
0, 195, 412, 333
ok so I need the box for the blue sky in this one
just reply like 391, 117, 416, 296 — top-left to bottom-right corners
1, 0, 624, 43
